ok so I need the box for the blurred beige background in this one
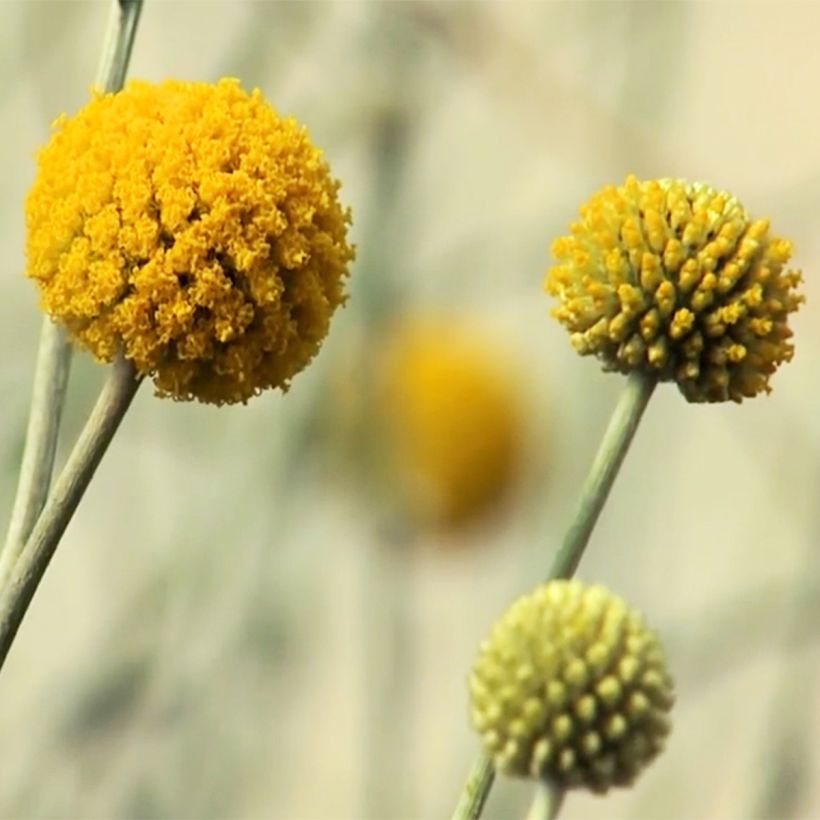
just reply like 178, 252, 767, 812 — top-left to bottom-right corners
1, 2, 819, 818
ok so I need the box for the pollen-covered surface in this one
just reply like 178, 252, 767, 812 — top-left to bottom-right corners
469, 580, 674, 792
546, 175, 803, 402
26, 78, 354, 404
378, 319, 523, 531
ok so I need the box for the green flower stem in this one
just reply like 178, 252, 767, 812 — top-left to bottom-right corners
451, 370, 657, 820
0, 0, 143, 587
0, 357, 142, 672
0, 322, 72, 586
95, 0, 145, 93
547, 370, 657, 579
525, 781, 565, 820
452, 755, 495, 820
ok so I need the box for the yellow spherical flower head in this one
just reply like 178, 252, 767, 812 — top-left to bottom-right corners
470, 579, 673, 792
378, 318, 524, 531
26, 78, 354, 404
546, 175, 803, 402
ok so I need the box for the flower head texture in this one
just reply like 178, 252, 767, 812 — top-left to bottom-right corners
470, 579, 673, 792
377, 318, 524, 531
546, 175, 803, 402
26, 78, 354, 404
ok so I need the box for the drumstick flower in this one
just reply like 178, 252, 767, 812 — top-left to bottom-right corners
376, 317, 524, 530
469, 580, 673, 792
453, 181, 803, 818
26, 77, 354, 405
546, 175, 803, 402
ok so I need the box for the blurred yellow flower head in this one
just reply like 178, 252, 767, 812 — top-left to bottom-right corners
378, 318, 524, 531
470, 579, 673, 792
546, 175, 803, 402
26, 78, 354, 404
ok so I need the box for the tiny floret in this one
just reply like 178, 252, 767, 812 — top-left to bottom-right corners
546, 175, 803, 402
469, 579, 673, 792
26, 78, 354, 404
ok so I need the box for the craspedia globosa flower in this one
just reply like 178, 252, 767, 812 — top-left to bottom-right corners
25, 78, 354, 404
469, 580, 673, 792
377, 317, 524, 531
546, 175, 803, 402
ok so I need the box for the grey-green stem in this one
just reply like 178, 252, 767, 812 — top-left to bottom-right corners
525, 782, 564, 820
0, 322, 71, 586
547, 370, 656, 579
0, 357, 142, 671
96, 0, 144, 94
0, 0, 143, 586
450, 371, 657, 820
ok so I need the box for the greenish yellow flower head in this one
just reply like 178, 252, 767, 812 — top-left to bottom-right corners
470, 580, 673, 792
26, 78, 354, 404
546, 175, 803, 402
378, 318, 523, 531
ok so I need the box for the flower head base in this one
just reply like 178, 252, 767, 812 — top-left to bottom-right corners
26, 78, 354, 404
470, 580, 673, 792
377, 317, 524, 531
546, 175, 803, 402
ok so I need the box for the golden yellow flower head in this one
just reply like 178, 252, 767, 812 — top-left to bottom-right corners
546, 175, 803, 402
26, 78, 354, 404
377, 317, 524, 531
470, 579, 673, 792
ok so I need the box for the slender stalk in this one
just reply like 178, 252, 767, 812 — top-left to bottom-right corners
451, 754, 495, 820
546, 785, 564, 820
0, 357, 142, 671
0, 0, 144, 584
95, 0, 145, 93
451, 371, 657, 820
547, 371, 656, 579
0, 322, 71, 585
524, 782, 564, 820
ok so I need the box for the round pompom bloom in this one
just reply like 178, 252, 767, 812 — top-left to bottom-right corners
470, 579, 673, 792
25, 78, 354, 404
546, 175, 803, 403
377, 317, 524, 531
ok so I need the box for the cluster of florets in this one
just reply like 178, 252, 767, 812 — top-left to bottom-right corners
26, 78, 354, 404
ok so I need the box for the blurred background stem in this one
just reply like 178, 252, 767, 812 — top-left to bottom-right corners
359, 107, 414, 820
749, 458, 820, 818
0, 0, 143, 589
451, 371, 657, 820
353, 11, 420, 817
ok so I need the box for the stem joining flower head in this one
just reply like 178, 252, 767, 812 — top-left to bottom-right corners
470, 579, 673, 793
546, 175, 803, 402
26, 78, 354, 405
